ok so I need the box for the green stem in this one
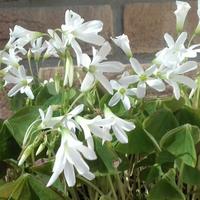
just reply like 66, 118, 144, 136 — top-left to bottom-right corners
67, 92, 85, 113
78, 176, 104, 196
107, 175, 117, 200
115, 173, 126, 200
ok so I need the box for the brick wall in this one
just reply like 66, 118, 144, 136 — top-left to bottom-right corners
0, 0, 198, 118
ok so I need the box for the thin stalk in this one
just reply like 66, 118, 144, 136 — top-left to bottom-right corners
115, 173, 126, 200
107, 175, 117, 200
67, 92, 85, 113
77, 176, 104, 196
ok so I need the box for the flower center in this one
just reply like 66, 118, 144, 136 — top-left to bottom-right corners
119, 87, 126, 95
89, 65, 96, 73
139, 74, 147, 81
21, 80, 28, 86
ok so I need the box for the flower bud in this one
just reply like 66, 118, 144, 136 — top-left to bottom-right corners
18, 144, 34, 166
174, 1, 191, 33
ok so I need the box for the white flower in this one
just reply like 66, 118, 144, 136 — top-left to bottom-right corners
122, 58, 165, 98
62, 104, 84, 134
6, 25, 42, 49
165, 61, 197, 100
47, 128, 97, 187
109, 76, 136, 110
2, 48, 22, 68
76, 115, 113, 149
61, 10, 105, 46
39, 106, 62, 129
4, 65, 34, 99
80, 42, 124, 94
104, 106, 135, 143
60, 10, 105, 66
47, 29, 69, 57
111, 34, 132, 57
30, 37, 46, 61
174, 1, 191, 32
155, 32, 200, 67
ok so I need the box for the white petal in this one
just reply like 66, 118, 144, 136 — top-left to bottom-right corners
64, 161, 76, 187
82, 171, 95, 181
7, 83, 22, 97
145, 65, 157, 76
110, 80, 121, 90
89, 125, 112, 141
68, 104, 84, 118
169, 80, 180, 100
96, 61, 124, 72
77, 33, 105, 46
81, 53, 91, 68
108, 93, 121, 107
164, 33, 175, 47
126, 88, 137, 96
79, 20, 103, 33
130, 58, 144, 75
122, 95, 131, 110
71, 39, 82, 66
137, 82, 146, 98
95, 72, 113, 94
66, 149, 89, 174
172, 75, 196, 89
112, 125, 128, 143
119, 75, 139, 85
81, 72, 95, 92
77, 145, 97, 160
146, 79, 166, 92
176, 32, 187, 47
174, 61, 197, 74
24, 86, 34, 99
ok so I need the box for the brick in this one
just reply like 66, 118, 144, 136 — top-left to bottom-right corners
0, 91, 12, 119
124, 1, 199, 54
0, 5, 113, 49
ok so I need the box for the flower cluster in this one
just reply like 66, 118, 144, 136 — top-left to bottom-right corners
1, 0, 200, 188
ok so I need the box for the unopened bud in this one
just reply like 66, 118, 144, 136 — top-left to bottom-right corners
18, 144, 34, 166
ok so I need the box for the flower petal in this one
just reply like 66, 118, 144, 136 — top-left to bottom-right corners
81, 72, 95, 92
95, 72, 113, 94
130, 58, 144, 75
146, 79, 166, 92
136, 82, 146, 98
64, 161, 76, 187
108, 92, 121, 107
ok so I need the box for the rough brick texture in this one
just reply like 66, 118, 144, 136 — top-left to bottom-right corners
0, 5, 113, 48
124, 0, 198, 53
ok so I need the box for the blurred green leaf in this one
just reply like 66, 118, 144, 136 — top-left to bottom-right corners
0, 173, 63, 200
115, 122, 155, 154
175, 106, 200, 127
5, 106, 39, 146
160, 124, 197, 167
144, 108, 178, 142
148, 169, 185, 200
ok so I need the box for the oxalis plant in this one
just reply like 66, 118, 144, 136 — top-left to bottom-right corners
1, 1, 200, 200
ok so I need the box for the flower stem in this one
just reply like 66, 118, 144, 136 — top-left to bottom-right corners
77, 176, 104, 196
107, 175, 117, 200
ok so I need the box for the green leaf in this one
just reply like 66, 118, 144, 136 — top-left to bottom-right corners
115, 122, 155, 154
162, 97, 185, 112
144, 108, 178, 142
95, 138, 119, 174
140, 164, 163, 183
148, 169, 185, 200
175, 106, 200, 127
160, 124, 197, 167
5, 106, 40, 146
35, 86, 52, 106
181, 164, 200, 185
0, 123, 20, 161
0, 174, 63, 200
